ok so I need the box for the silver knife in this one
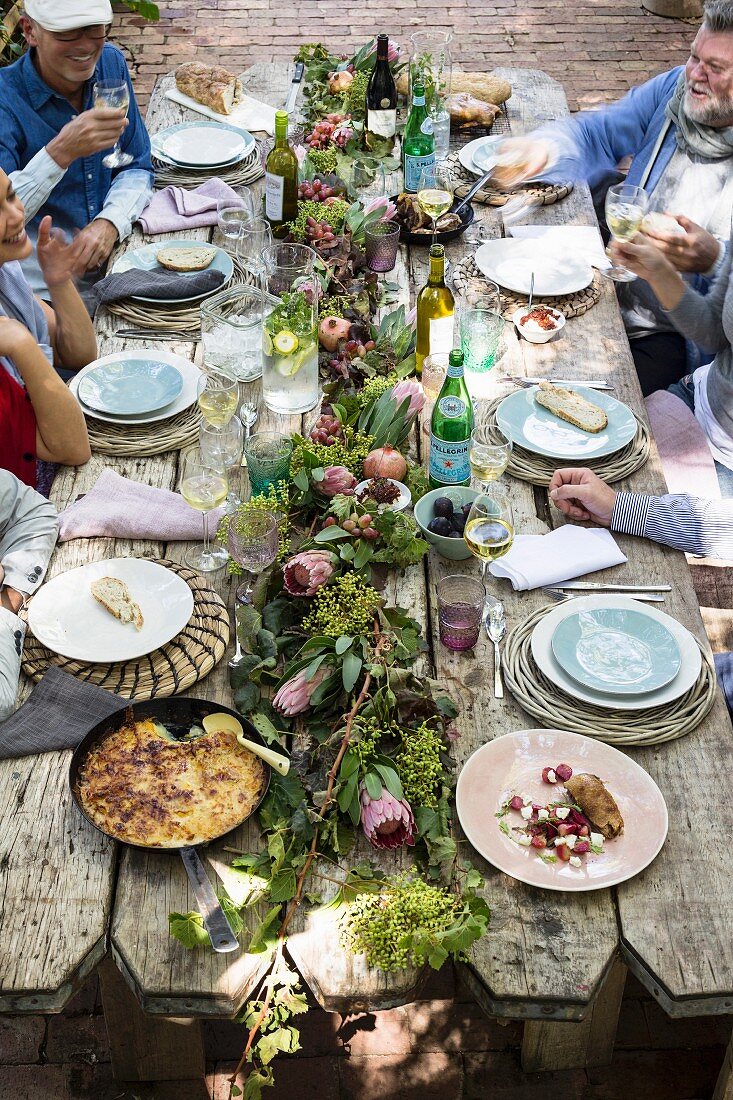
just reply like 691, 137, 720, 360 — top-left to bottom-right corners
500, 376, 613, 390
546, 582, 672, 592
115, 329, 193, 341
544, 588, 665, 603
284, 61, 304, 114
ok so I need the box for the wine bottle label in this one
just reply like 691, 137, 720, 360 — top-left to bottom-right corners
429, 433, 470, 484
429, 315, 454, 355
367, 108, 397, 138
265, 172, 284, 221
404, 152, 436, 192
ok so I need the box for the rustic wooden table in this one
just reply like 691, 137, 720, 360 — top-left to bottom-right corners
1, 62, 732, 1096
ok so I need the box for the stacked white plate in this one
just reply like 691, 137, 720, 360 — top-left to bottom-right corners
70, 351, 202, 426
150, 121, 256, 170
531, 595, 702, 711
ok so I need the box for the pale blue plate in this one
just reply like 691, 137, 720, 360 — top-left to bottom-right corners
151, 121, 256, 168
77, 358, 184, 415
496, 385, 636, 460
111, 239, 234, 305
551, 607, 681, 695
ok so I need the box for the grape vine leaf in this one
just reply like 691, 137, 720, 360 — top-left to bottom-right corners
248, 905, 282, 954
168, 911, 210, 949
268, 867, 298, 903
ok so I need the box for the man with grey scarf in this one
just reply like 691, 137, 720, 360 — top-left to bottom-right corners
494, 0, 733, 397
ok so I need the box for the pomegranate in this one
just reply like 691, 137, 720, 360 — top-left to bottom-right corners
318, 316, 351, 351
362, 446, 407, 481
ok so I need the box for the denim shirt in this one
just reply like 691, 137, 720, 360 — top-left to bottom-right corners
0, 44, 153, 296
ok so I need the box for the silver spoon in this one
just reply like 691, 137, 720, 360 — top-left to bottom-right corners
484, 595, 507, 699
528, 271, 535, 313
240, 401, 258, 466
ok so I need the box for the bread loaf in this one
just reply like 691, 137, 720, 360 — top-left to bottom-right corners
156, 245, 216, 272
396, 71, 511, 106
175, 62, 243, 116
534, 382, 608, 433
91, 577, 144, 631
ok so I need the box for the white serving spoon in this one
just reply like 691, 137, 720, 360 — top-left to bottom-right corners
202, 712, 290, 775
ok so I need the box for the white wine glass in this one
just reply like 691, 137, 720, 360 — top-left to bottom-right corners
197, 371, 239, 427
226, 510, 279, 604
417, 161, 454, 243
604, 182, 649, 282
464, 487, 514, 586
217, 190, 256, 250
93, 80, 133, 168
200, 417, 244, 512
469, 425, 512, 491
180, 451, 229, 572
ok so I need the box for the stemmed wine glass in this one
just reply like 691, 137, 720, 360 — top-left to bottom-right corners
179, 452, 230, 572
197, 371, 239, 427
93, 80, 133, 168
226, 510, 279, 604
417, 161, 454, 243
604, 182, 649, 282
199, 417, 244, 512
469, 426, 513, 491
463, 486, 514, 586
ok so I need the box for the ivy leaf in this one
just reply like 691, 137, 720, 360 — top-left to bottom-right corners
342, 651, 362, 693
248, 905, 282, 954
268, 866, 298, 903
168, 911, 210, 949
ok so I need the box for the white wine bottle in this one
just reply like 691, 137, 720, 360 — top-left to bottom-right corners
416, 243, 454, 374
265, 110, 298, 239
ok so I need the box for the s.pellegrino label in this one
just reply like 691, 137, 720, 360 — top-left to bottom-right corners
404, 151, 436, 192
428, 347, 474, 488
429, 432, 471, 485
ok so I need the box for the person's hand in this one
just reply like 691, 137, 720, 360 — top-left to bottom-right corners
643, 214, 721, 274
46, 108, 128, 170
549, 468, 617, 527
73, 219, 119, 273
36, 216, 88, 288
608, 232, 675, 284
491, 137, 552, 188
0, 315, 36, 360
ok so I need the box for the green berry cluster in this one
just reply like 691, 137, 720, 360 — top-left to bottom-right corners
306, 147, 339, 176
302, 573, 382, 639
357, 372, 399, 410
341, 873, 461, 971
396, 722, 443, 808
290, 428, 375, 480
288, 198, 350, 242
345, 71, 369, 120
351, 715, 400, 765
318, 294, 351, 320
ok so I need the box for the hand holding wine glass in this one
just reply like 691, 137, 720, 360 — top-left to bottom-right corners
92, 80, 133, 168
604, 182, 649, 282
417, 161, 454, 243
179, 452, 229, 572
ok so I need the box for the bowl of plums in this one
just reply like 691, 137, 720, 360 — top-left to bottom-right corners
413, 486, 481, 560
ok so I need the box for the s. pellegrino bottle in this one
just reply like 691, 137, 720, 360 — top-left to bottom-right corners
416, 243, 454, 375
365, 33, 397, 152
402, 82, 435, 193
265, 110, 298, 238
429, 348, 474, 489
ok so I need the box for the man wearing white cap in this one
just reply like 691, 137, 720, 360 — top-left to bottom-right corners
0, 0, 152, 298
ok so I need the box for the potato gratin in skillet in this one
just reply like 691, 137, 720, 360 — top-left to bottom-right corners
76, 717, 266, 847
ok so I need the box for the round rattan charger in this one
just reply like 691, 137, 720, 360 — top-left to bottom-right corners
21, 560, 229, 700
502, 604, 716, 746
451, 253, 601, 320
153, 146, 264, 189
84, 402, 203, 458
474, 396, 650, 486
443, 151, 573, 207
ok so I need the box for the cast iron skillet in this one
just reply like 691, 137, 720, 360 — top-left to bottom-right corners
69, 697, 271, 954
390, 194, 475, 245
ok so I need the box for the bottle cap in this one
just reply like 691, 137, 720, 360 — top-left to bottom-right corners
275, 109, 289, 130
448, 349, 464, 367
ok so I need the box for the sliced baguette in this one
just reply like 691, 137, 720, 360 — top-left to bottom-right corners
534, 381, 608, 434
156, 245, 216, 273
91, 577, 144, 631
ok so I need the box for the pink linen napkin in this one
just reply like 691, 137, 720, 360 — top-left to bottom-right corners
58, 470, 225, 543
137, 178, 243, 235
645, 390, 721, 501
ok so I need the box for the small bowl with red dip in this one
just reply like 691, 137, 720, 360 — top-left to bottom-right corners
513, 304, 566, 344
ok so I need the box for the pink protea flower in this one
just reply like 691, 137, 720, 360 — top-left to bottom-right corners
273, 665, 330, 717
360, 785, 416, 850
320, 465, 357, 497
367, 37, 400, 63
293, 143, 308, 167
390, 379, 425, 417
363, 196, 397, 222
283, 549, 336, 597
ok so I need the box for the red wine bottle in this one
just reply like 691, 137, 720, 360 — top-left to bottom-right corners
365, 34, 397, 152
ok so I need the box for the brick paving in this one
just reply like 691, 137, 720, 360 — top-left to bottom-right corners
112, 0, 695, 114
1, 965, 730, 1098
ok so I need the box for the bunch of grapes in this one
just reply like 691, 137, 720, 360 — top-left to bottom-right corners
302, 572, 382, 639
341, 873, 462, 971
309, 412, 344, 446
396, 722, 444, 808
298, 178, 340, 202
323, 510, 379, 543
306, 113, 353, 149
288, 198, 349, 247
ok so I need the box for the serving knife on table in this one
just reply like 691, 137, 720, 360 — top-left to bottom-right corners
544, 582, 671, 592
543, 589, 666, 603
284, 61, 305, 114
499, 375, 614, 390
115, 328, 193, 341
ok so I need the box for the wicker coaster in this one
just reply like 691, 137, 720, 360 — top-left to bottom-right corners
153, 146, 264, 190
502, 604, 716, 746
475, 396, 650, 486
451, 254, 602, 320
21, 560, 229, 700
84, 402, 202, 458
443, 151, 573, 207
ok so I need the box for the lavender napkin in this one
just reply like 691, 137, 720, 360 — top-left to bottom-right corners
138, 177, 244, 235
58, 470, 225, 543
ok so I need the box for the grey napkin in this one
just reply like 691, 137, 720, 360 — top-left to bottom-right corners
82, 267, 226, 315
0, 667, 127, 760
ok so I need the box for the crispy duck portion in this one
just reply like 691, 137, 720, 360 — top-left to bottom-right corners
564, 773, 624, 839
395, 193, 461, 234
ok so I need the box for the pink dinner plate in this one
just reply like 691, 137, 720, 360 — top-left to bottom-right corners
456, 728, 668, 892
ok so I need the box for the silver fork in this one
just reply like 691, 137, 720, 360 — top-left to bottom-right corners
543, 588, 665, 604
500, 375, 614, 391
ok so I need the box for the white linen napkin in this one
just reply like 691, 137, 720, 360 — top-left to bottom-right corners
508, 225, 611, 271
164, 87, 276, 135
489, 526, 627, 591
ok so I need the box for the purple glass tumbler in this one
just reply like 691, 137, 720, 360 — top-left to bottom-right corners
365, 222, 401, 273
437, 574, 485, 652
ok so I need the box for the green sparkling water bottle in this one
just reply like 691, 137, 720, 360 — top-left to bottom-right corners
429, 348, 474, 489
402, 82, 435, 193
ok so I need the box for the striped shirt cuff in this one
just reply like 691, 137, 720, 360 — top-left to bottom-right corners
610, 492, 652, 539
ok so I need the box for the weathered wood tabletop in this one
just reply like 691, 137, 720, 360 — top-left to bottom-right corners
1, 60, 731, 1091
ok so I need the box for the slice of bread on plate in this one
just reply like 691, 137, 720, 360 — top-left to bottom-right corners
156, 245, 217, 272
91, 577, 144, 631
534, 382, 608, 433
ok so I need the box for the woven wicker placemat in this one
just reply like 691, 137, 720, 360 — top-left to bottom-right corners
502, 604, 716, 746
475, 396, 651, 486
451, 253, 601, 320
443, 151, 573, 207
153, 146, 264, 189
21, 560, 229, 699
84, 402, 202, 458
